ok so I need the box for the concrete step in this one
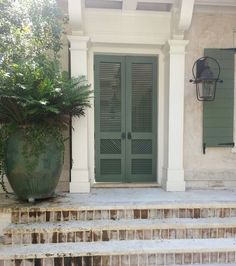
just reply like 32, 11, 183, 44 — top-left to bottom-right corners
4, 217, 236, 245
1, 239, 236, 265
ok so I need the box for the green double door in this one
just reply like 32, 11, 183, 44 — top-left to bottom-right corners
95, 55, 157, 183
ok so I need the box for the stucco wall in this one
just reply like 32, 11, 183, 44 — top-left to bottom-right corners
184, 12, 236, 189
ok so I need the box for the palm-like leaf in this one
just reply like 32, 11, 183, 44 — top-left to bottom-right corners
0, 96, 24, 123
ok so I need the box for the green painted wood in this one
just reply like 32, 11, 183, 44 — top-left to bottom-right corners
203, 49, 235, 148
94, 55, 157, 182
125, 57, 157, 182
204, 118, 233, 128
94, 55, 126, 182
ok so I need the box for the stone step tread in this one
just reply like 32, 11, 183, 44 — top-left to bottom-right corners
1, 238, 236, 259
4, 217, 236, 233
3, 201, 236, 212
2, 189, 236, 211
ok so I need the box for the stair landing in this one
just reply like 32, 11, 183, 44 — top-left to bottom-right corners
1, 188, 236, 211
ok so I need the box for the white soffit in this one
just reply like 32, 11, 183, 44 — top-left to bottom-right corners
84, 0, 236, 13
85, 0, 174, 12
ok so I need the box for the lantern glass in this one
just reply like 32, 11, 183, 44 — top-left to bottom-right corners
190, 56, 222, 101
196, 80, 217, 101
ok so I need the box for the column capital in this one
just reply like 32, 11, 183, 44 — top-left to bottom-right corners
67, 35, 90, 51
164, 39, 189, 55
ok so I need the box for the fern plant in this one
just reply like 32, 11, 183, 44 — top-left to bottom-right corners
0, 0, 92, 127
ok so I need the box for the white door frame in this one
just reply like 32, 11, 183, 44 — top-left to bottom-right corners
87, 44, 165, 186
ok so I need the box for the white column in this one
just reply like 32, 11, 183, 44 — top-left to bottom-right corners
163, 40, 188, 191
67, 35, 91, 193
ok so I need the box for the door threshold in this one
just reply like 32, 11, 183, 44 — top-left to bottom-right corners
92, 182, 161, 188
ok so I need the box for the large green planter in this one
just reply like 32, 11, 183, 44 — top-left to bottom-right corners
5, 129, 64, 202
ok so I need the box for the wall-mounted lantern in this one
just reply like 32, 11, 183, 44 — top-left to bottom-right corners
189, 56, 223, 101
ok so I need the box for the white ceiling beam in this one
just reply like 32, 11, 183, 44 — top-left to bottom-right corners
178, 0, 195, 32
171, 0, 194, 39
68, 0, 83, 34
122, 0, 138, 10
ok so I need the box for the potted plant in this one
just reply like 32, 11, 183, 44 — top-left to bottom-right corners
0, 0, 92, 202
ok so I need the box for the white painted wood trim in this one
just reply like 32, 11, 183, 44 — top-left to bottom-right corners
88, 44, 165, 186
163, 39, 189, 191
178, 0, 195, 32
68, 35, 91, 193
122, 0, 138, 10
68, 0, 83, 34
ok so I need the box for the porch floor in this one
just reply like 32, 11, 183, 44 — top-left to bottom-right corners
1, 188, 236, 211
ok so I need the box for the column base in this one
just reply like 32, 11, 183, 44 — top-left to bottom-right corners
69, 181, 90, 193
162, 168, 186, 191
70, 168, 91, 193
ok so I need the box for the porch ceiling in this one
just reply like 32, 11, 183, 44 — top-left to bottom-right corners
84, 0, 236, 12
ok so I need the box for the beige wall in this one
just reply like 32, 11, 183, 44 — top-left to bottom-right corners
184, 12, 236, 189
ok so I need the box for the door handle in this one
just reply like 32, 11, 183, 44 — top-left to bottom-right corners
121, 132, 126, 139
127, 132, 132, 139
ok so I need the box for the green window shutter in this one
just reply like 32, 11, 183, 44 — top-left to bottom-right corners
203, 49, 235, 148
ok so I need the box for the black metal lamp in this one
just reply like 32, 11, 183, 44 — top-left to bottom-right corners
190, 56, 223, 101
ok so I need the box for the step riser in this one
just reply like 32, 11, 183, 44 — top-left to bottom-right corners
10, 207, 236, 224
1, 251, 236, 266
4, 227, 236, 245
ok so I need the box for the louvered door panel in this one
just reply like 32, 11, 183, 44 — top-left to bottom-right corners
94, 56, 126, 182
95, 55, 157, 183
126, 57, 157, 182
100, 62, 121, 132
132, 63, 153, 132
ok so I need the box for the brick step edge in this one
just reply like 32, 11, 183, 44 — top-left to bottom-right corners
9, 206, 236, 224
1, 239, 236, 260
1, 256, 236, 266
4, 218, 236, 245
